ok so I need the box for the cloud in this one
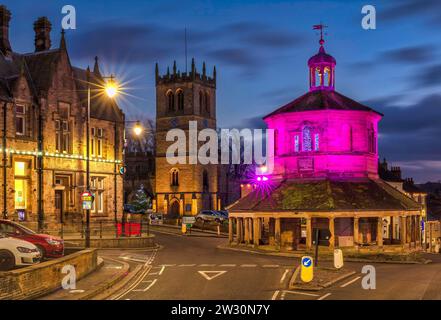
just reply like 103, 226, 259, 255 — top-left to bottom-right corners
380, 45, 436, 64
381, 0, 441, 26
413, 64, 441, 88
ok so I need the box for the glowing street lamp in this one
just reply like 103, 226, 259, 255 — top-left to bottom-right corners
133, 121, 143, 136
105, 76, 118, 98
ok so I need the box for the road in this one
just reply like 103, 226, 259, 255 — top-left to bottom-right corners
101, 228, 441, 300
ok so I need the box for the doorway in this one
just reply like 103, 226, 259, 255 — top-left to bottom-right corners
55, 190, 64, 223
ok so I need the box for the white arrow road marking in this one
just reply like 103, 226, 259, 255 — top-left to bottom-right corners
198, 271, 227, 280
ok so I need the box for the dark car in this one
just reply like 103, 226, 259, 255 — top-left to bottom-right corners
217, 210, 229, 218
0, 220, 64, 259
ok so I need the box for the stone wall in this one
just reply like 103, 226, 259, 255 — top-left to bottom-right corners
0, 249, 98, 300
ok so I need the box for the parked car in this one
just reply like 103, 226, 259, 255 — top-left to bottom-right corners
0, 233, 41, 271
149, 213, 163, 225
217, 210, 229, 218
196, 210, 226, 224
0, 220, 64, 259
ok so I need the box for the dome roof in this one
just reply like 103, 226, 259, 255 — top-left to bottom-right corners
308, 45, 336, 66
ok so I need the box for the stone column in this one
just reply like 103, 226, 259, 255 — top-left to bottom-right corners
253, 218, 260, 247
329, 217, 335, 249
306, 217, 312, 250
353, 217, 359, 246
429, 222, 433, 252
228, 218, 234, 243
237, 218, 243, 244
244, 218, 250, 244
377, 217, 383, 247
249, 218, 253, 244
389, 216, 394, 244
275, 217, 281, 251
400, 216, 407, 245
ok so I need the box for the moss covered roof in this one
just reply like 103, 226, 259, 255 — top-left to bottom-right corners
229, 179, 421, 212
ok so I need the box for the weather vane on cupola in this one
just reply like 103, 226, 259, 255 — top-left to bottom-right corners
313, 23, 328, 46
309, 23, 335, 91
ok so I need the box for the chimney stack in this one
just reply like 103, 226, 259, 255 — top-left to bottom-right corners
34, 17, 52, 52
0, 5, 12, 56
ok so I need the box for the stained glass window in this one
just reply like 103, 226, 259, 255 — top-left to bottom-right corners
314, 133, 320, 151
302, 127, 312, 151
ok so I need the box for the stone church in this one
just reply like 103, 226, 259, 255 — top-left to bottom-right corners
0, 6, 125, 232
154, 59, 220, 218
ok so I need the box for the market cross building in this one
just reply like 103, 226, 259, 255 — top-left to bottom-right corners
227, 30, 423, 252
0, 6, 125, 232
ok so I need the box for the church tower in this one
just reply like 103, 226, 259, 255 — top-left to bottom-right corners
154, 59, 219, 218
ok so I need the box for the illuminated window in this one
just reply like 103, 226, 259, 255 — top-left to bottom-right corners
91, 177, 105, 214
91, 128, 103, 157
56, 120, 70, 153
302, 127, 312, 152
314, 134, 320, 151
294, 135, 300, 152
14, 161, 29, 210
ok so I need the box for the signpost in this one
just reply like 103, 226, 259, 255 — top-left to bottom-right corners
81, 191, 94, 210
300, 256, 314, 283
313, 228, 332, 267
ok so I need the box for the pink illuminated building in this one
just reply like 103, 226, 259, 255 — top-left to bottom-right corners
228, 28, 423, 252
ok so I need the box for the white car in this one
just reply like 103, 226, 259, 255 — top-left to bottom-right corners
0, 233, 41, 271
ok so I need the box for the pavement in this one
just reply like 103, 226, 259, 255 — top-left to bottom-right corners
39, 224, 441, 300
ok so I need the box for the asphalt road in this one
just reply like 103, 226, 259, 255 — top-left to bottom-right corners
102, 229, 441, 300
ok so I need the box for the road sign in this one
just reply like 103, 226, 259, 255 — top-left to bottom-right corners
119, 166, 126, 175
183, 216, 196, 225
300, 256, 314, 283
334, 249, 344, 269
81, 191, 94, 210
198, 271, 226, 281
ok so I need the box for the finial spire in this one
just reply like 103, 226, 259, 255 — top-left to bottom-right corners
313, 23, 327, 47
202, 61, 206, 77
173, 60, 177, 75
60, 28, 66, 50
93, 56, 101, 76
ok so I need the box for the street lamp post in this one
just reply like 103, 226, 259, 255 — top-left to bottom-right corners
85, 71, 120, 248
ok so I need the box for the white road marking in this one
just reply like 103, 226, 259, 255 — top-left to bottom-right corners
69, 290, 85, 294
263, 265, 279, 268
271, 290, 280, 300
340, 276, 361, 288
280, 269, 290, 283
318, 293, 332, 300
158, 266, 165, 275
240, 264, 257, 267
159, 264, 176, 267
133, 279, 158, 292
283, 290, 320, 297
141, 280, 154, 283
179, 264, 196, 267
199, 264, 216, 267
198, 271, 227, 280
219, 264, 236, 267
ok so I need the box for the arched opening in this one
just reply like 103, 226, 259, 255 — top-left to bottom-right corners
169, 199, 180, 218
314, 67, 322, 87
167, 90, 175, 112
302, 126, 312, 152
170, 168, 179, 186
323, 67, 331, 86
205, 92, 210, 114
177, 89, 184, 111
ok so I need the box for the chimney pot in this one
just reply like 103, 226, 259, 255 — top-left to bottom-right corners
0, 5, 12, 55
34, 17, 52, 52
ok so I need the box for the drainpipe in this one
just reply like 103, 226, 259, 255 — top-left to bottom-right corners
114, 121, 118, 227
2, 101, 7, 219
37, 98, 44, 231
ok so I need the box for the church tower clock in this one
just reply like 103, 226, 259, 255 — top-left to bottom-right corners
154, 59, 219, 218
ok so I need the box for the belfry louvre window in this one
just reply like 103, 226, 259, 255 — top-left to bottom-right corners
170, 168, 179, 186
177, 89, 184, 110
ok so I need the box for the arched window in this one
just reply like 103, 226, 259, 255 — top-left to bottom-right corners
202, 170, 209, 191
167, 91, 175, 112
323, 67, 331, 86
315, 67, 322, 87
177, 89, 184, 111
199, 91, 204, 112
302, 126, 312, 152
170, 168, 179, 186
205, 92, 210, 114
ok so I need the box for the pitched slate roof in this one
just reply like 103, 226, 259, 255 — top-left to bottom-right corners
72, 67, 124, 123
23, 49, 61, 93
263, 89, 383, 119
229, 179, 421, 212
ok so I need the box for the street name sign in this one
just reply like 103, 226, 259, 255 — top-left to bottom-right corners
81, 191, 94, 210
